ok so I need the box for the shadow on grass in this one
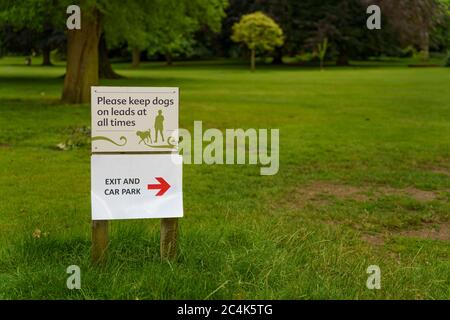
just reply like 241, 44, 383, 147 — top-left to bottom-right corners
100, 76, 204, 88
0, 74, 206, 97
0, 97, 66, 106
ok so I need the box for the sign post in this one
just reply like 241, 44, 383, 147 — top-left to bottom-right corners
90, 87, 182, 263
160, 218, 178, 260
91, 220, 108, 265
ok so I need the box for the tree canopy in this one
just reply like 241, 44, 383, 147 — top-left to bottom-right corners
0, 0, 68, 64
0, 0, 228, 103
102, 0, 227, 65
231, 11, 284, 70
375, 0, 449, 60
1, 0, 449, 101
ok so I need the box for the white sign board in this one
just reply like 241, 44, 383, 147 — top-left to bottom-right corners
91, 154, 183, 220
91, 86, 178, 153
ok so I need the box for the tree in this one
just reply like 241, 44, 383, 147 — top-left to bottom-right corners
302, 0, 368, 66
231, 11, 284, 70
139, 0, 228, 66
96, 0, 146, 77
219, 0, 292, 63
316, 37, 328, 70
62, 3, 101, 103
101, 0, 150, 69
1, 0, 226, 102
221, 0, 380, 65
375, 0, 448, 61
439, 0, 450, 65
0, 0, 98, 102
98, 33, 122, 79
0, 0, 66, 66
69, 0, 226, 102
144, 0, 199, 66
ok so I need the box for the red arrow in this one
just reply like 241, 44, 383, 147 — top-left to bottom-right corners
147, 177, 171, 196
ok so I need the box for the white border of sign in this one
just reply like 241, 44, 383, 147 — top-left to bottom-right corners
91, 86, 179, 153
91, 154, 183, 220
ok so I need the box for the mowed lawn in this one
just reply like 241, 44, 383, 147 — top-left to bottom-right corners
0, 56, 449, 299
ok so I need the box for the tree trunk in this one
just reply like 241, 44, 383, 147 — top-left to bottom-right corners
42, 47, 52, 66
62, 6, 101, 104
250, 48, 255, 71
419, 30, 430, 62
166, 53, 173, 66
41, 17, 53, 66
132, 47, 141, 68
336, 50, 349, 66
272, 47, 283, 65
98, 33, 121, 79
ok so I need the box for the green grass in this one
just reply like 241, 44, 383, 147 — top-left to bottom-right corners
0, 56, 449, 299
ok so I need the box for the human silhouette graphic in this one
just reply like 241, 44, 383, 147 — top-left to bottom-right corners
154, 110, 165, 143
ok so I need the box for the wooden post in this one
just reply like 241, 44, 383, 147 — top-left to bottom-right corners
160, 218, 178, 260
91, 220, 109, 265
